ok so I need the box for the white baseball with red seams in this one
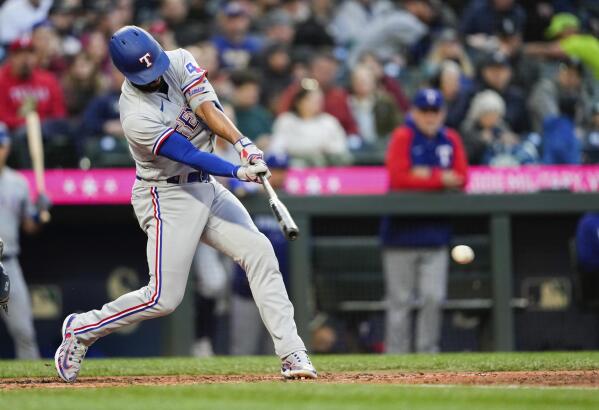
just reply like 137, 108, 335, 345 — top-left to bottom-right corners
55, 47, 311, 381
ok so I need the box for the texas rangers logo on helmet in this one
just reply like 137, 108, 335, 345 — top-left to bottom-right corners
139, 52, 153, 68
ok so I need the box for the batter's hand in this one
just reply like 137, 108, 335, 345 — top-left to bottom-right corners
234, 137, 264, 166
236, 162, 271, 183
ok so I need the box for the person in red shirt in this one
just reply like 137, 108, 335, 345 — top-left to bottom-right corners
277, 52, 359, 136
381, 88, 468, 354
0, 37, 66, 131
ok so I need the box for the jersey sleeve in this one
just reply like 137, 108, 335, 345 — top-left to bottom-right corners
122, 114, 175, 157
176, 49, 219, 112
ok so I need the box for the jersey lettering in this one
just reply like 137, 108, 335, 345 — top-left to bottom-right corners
174, 107, 202, 138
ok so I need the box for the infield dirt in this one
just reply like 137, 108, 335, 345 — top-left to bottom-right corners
2, 370, 598, 390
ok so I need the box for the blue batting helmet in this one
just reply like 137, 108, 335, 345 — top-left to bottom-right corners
109, 26, 170, 85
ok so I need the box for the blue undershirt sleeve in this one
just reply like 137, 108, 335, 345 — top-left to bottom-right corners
157, 131, 240, 178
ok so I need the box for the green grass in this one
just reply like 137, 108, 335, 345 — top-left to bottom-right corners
2, 384, 599, 410
2, 353, 599, 410
2, 352, 599, 378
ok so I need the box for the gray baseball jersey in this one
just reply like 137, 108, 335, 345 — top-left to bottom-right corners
0, 167, 40, 358
70, 48, 306, 358
0, 167, 35, 256
120, 48, 219, 181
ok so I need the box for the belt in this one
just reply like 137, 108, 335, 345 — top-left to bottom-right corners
136, 171, 210, 185
1, 255, 15, 262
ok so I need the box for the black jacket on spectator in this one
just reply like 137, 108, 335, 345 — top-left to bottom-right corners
81, 91, 120, 137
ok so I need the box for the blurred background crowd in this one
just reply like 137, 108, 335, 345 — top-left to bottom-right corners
1, 0, 599, 170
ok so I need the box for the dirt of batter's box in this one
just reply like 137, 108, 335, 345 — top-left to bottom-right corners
2, 371, 599, 390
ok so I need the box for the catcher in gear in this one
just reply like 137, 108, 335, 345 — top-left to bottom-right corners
0, 238, 9, 314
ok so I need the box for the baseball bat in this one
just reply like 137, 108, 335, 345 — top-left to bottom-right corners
259, 175, 299, 241
24, 106, 51, 223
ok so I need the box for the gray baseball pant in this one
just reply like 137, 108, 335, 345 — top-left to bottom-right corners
0, 258, 40, 359
71, 179, 306, 358
383, 247, 448, 353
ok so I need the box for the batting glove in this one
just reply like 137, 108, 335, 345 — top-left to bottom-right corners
234, 137, 264, 166
236, 162, 271, 183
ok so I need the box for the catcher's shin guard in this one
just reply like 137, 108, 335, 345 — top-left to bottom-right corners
0, 238, 9, 313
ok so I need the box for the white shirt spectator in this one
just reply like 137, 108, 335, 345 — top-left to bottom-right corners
270, 112, 350, 166
0, 0, 53, 45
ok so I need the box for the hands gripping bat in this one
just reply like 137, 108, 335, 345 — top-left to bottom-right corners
259, 175, 299, 241
21, 99, 51, 223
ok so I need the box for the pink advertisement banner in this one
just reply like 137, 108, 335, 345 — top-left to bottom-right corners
19, 165, 599, 205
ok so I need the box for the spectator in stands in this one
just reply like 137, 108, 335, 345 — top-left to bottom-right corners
431, 60, 471, 129
230, 70, 273, 144
528, 58, 588, 133
148, 19, 179, 51
525, 13, 599, 80
83, 30, 112, 75
81, 64, 125, 139
212, 1, 262, 71
0, 37, 66, 131
357, 52, 410, 113
261, 9, 296, 47
259, 43, 294, 112
471, 52, 529, 133
347, 64, 402, 146
402, 0, 458, 64
582, 102, 599, 164
541, 92, 582, 165
460, 0, 526, 42
382, 88, 468, 354
0, 0, 53, 45
47, 2, 82, 59
495, 15, 541, 94
62, 52, 105, 118
346, 2, 428, 67
160, 0, 207, 46
461, 90, 536, 166
270, 79, 351, 167
425, 28, 474, 80
278, 53, 359, 136
31, 20, 68, 76
293, 0, 335, 49
329, 0, 394, 48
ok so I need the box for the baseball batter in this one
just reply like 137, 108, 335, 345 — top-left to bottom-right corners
0, 124, 43, 359
54, 26, 316, 382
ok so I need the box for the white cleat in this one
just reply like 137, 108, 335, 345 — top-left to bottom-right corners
54, 313, 88, 383
281, 350, 317, 380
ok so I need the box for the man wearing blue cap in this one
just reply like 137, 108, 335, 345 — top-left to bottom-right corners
54, 26, 315, 382
381, 89, 468, 353
0, 122, 48, 359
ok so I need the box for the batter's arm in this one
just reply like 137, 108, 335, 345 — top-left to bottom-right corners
194, 101, 266, 166
194, 101, 242, 145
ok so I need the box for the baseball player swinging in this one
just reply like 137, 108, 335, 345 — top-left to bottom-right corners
54, 26, 316, 382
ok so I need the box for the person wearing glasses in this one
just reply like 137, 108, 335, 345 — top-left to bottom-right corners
381, 88, 468, 353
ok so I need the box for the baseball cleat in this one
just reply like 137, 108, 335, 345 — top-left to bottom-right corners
281, 350, 317, 380
54, 313, 88, 383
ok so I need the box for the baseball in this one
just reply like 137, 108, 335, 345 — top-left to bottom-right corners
451, 245, 475, 264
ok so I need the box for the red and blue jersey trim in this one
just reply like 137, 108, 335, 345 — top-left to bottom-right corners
181, 72, 206, 94
152, 128, 175, 156
73, 187, 164, 335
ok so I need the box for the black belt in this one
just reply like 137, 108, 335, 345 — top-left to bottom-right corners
136, 171, 209, 184
1, 255, 15, 262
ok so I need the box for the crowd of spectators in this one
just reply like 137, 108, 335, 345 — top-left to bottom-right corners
0, 0, 598, 169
